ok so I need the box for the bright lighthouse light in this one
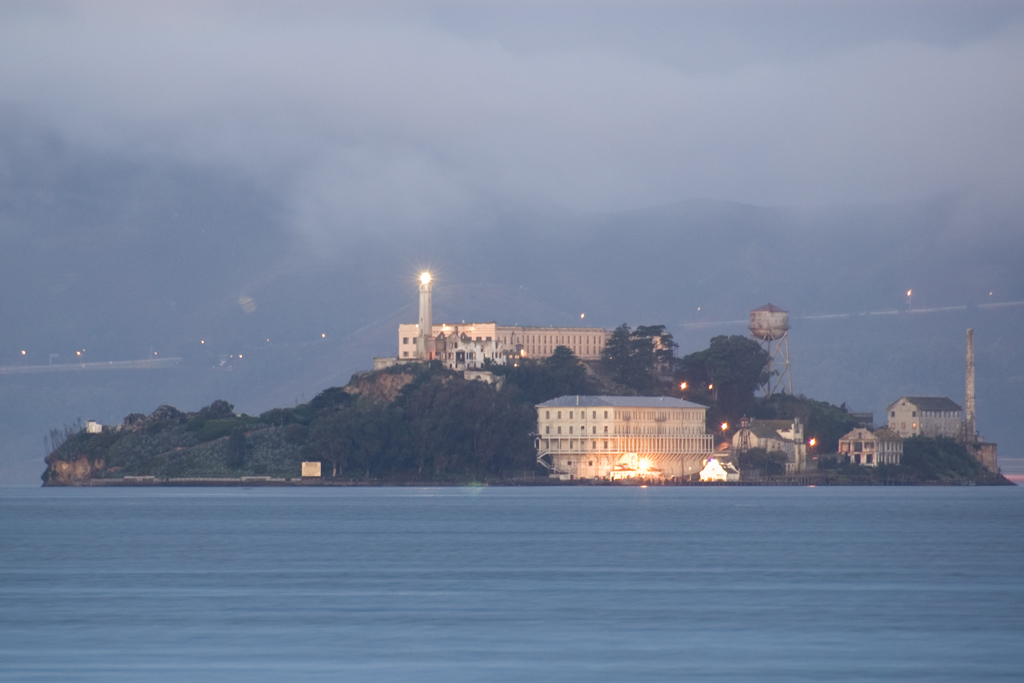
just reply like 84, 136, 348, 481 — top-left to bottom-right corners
420, 272, 431, 285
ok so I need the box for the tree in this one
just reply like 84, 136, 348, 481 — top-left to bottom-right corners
601, 324, 677, 392
502, 346, 595, 405
677, 335, 769, 418
198, 400, 234, 420
227, 426, 247, 469
601, 324, 635, 386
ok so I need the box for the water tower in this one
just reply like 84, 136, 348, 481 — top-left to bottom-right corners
749, 303, 793, 396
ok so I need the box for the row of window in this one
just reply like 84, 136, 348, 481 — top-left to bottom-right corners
548, 440, 610, 450
545, 425, 608, 435
402, 335, 493, 345
891, 409, 959, 418
545, 410, 610, 420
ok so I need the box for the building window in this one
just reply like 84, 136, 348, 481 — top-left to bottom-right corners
592, 441, 596, 449
569, 411, 573, 419
557, 411, 561, 419
912, 423, 917, 429
557, 427, 562, 434
567, 461, 572, 466
603, 440, 608, 449
867, 454, 874, 464
592, 426, 596, 434
901, 423, 906, 429
402, 351, 409, 357
486, 337, 491, 341
545, 411, 550, 419
891, 411, 895, 417
403, 337, 409, 344
603, 426, 608, 434
545, 426, 550, 434
569, 426, 573, 434
912, 411, 917, 417
604, 411, 608, 418
588, 461, 593, 466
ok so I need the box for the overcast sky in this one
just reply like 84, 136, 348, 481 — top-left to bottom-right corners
2, 0, 1023, 245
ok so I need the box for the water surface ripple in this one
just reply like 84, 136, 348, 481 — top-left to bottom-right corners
2, 486, 1022, 681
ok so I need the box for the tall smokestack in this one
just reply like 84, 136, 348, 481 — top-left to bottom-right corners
965, 328, 975, 443
417, 272, 433, 360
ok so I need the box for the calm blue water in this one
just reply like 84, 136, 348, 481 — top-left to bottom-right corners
2, 486, 1022, 682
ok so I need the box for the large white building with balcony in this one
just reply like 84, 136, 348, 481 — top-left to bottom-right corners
536, 396, 715, 481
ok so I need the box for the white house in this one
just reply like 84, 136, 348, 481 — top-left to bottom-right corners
699, 457, 740, 482
731, 417, 808, 473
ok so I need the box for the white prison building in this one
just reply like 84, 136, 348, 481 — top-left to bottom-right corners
536, 396, 715, 481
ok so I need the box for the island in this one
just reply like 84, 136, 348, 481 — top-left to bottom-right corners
42, 329, 1011, 486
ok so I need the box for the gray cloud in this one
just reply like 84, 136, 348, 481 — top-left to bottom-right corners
1, 0, 1022, 246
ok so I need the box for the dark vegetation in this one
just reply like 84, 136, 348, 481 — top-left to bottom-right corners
42, 327, 1008, 485
816, 436, 1008, 485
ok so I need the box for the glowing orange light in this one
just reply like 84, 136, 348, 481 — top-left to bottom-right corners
907, 289, 912, 296
238, 354, 243, 359
200, 340, 205, 344
321, 333, 326, 338
721, 422, 728, 431
809, 438, 817, 447
76, 351, 81, 356
21, 350, 26, 355
420, 272, 431, 285
679, 382, 687, 390
708, 383, 713, 390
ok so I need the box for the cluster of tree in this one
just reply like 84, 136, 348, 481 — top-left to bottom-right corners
299, 367, 537, 480
492, 345, 597, 404
675, 335, 769, 418
602, 324, 677, 393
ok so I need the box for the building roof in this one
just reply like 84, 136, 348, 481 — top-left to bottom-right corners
745, 420, 793, 440
890, 396, 963, 412
872, 428, 903, 441
537, 395, 707, 409
839, 427, 875, 441
752, 303, 787, 313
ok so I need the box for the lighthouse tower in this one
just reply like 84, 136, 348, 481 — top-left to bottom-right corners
416, 272, 434, 360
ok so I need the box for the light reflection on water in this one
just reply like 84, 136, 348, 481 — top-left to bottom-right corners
2, 486, 1022, 682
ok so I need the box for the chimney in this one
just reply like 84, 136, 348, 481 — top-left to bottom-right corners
965, 328, 975, 443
